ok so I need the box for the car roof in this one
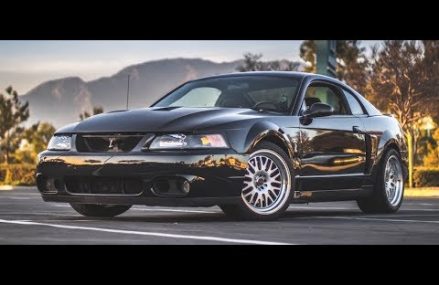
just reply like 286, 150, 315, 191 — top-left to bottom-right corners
191, 71, 338, 82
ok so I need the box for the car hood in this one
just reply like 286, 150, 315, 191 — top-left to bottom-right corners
57, 107, 271, 134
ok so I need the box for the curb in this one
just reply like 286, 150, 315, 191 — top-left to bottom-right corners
405, 189, 439, 198
0, 185, 14, 191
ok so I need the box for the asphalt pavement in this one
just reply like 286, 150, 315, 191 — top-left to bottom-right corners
1, 187, 439, 244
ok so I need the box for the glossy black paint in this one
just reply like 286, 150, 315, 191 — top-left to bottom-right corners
37, 72, 408, 206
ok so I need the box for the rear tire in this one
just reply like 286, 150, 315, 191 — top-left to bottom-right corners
70, 204, 132, 217
220, 141, 293, 221
357, 149, 404, 214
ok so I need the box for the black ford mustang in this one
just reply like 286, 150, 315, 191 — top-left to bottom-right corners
36, 72, 408, 220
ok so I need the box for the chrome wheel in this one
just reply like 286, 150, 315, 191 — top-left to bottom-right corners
241, 149, 291, 215
384, 155, 403, 206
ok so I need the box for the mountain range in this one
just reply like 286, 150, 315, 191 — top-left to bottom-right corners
21, 58, 302, 128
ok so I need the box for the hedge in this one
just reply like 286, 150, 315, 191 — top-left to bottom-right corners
0, 164, 36, 186
413, 167, 439, 187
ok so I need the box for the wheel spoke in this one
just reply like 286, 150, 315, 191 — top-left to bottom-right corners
266, 193, 274, 204
257, 157, 263, 171
270, 171, 280, 180
267, 160, 273, 172
242, 184, 252, 193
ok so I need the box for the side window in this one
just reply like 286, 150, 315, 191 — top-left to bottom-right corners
304, 84, 349, 115
342, 89, 365, 115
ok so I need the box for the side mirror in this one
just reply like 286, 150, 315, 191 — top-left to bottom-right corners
302, 103, 334, 118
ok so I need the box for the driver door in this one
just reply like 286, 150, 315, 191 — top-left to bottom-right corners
298, 82, 367, 191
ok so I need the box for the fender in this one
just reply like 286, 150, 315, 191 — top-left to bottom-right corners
244, 121, 295, 159
370, 129, 408, 179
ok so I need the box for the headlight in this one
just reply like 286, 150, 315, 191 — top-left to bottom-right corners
149, 134, 228, 149
47, 135, 72, 150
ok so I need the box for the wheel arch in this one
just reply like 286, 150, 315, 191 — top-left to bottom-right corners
244, 121, 295, 159
374, 136, 408, 181
376, 128, 405, 162
383, 140, 409, 180
384, 140, 401, 154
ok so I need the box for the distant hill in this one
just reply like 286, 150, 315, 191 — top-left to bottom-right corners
21, 58, 302, 128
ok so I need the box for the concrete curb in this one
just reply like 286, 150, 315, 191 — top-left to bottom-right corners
405, 189, 439, 198
0, 185, 14, 191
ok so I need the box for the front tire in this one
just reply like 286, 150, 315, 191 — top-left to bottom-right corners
357, 149, 404, 214
70, 204, 132, 217
220, 141, 293, 221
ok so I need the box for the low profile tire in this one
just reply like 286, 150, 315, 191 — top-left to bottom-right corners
220, 141, 293, 221
70, 204, 132, 218
357, 149, 404, 214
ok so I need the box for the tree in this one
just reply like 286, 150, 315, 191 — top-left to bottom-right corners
420, 40, 439, 123
299, 40, 370, 95
25, 122, 56, 154
0, 86, 29, 164
79, 106, 104, 121
367, 41, 430, 135
336, 41, 370, 96
15, 122, 56, 164
237, 53, 264, 71
423, 128, 439, 167
299, 40, 316, 73
237, 53, 300, 72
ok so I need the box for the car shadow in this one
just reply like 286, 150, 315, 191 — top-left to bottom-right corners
283, 209, 363, 219
55, 208, 363, 224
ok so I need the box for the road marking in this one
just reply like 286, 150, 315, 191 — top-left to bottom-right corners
51, 204, 77, 208
402, 208, 439, 212
131, 207, 218, 214
0, 219, 290, 245
289, 206, 439, 212
0, 196, 35, 199
0, 196, 39, 200
51, 204, 219, 214
323, 216, 439, 225
289, 206, 356, 211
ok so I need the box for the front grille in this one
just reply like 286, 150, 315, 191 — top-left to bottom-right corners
65, 177, 144, 195
76, 134, 144, 152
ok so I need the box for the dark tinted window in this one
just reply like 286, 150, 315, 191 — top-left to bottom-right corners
342, 89, 364, 115
154, 76, 300, 113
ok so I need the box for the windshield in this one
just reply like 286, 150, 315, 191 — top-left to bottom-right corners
153, 76, 301, 113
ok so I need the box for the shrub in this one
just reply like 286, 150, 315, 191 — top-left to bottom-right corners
413, 167, 439, 187
0, 164, 36, 186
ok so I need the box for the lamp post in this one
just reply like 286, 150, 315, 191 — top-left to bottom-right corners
316, 40, 337, 78
407, 132, 413, 188
420, 116, 436, 137
425, 121, 434, 137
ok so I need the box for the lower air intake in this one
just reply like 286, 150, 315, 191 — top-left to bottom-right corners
65, 177, 144, 195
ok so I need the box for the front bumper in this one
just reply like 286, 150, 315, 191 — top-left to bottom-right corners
36, 150, 248, 206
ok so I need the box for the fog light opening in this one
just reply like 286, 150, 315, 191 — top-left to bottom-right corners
41, 177, 59, 194
180, 179, 191, 195
152, 179, 170, 193
151, 177, 191, 197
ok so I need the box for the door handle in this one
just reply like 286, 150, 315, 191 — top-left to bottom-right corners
353, 126, 364, 133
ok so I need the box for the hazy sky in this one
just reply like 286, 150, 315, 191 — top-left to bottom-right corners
0, 40, 381, 94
